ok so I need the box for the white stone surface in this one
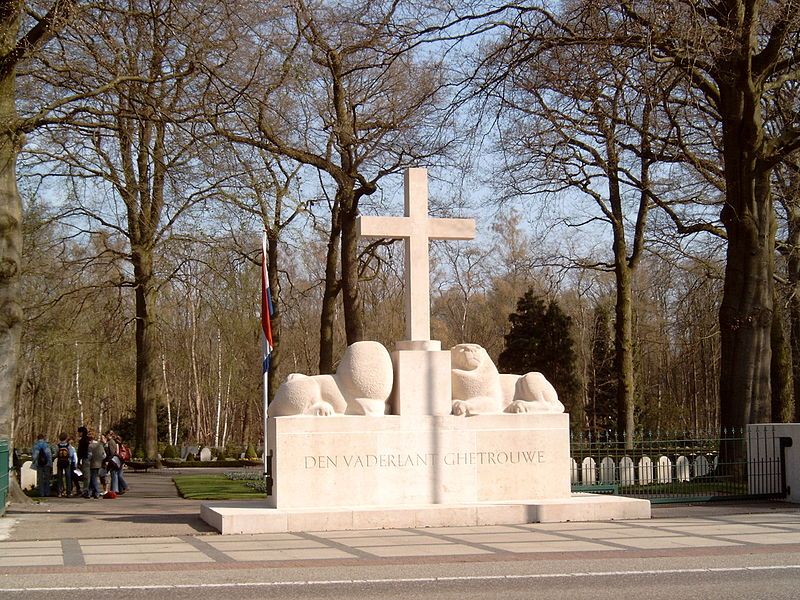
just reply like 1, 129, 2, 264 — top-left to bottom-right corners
639, 456, 653, 485
570, 458, 579, 484
268, 341, 393, 417
199, 448, 212, 462
581, 457, 596, 485
451, 344, 506, 415
747, 423, 800, 499
267, 414, 571, 509
450, 344, 564, 416
675, 455, 690, 482
201, 494, 651, 535
507, 372, 565, 414
20, 461, 36, 490
599, 457, 615, 483
693, 455, 710, 478
357, 168, 475, 343
657, 456, 672, 483
619, 456, 635, 486
390, 348, 452, 415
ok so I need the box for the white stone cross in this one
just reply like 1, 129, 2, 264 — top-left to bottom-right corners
357, 168, 475, 344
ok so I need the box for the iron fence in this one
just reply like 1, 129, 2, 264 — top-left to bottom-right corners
570, 427, 787, 504
0, 438, 8, 516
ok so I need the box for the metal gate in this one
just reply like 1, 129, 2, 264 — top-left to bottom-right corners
570, 427, 789, 504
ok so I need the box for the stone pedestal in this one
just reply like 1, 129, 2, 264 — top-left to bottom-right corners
390, 348, 452, 416
267, 414, 570, 510
201, 412, 650, 534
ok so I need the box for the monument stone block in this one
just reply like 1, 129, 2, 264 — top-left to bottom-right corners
200, 167, 651, 534
267, 413, 570, 510
390, 349, 452, 415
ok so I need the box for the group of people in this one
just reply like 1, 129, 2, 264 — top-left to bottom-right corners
31, 428, 131, 499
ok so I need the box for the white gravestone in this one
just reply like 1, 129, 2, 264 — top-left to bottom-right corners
675, 455, 690, 482
638, 456, 654, 485
693, 455, 710, 478
358, 168, 474, 416
199, 447, 212, 462
581, 457, 597, 485
657, 456, 672, 484
570, 458, 579, 484
599, 457, 616, 484
20, 461, 36, 490
619, 456, 635, 486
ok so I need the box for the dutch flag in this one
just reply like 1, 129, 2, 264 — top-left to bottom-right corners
261, 231, 274, 376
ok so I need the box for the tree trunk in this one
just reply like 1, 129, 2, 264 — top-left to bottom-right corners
0, 43, 22, 444
162, 353, 172, 447
132, 248, 161, 461
786, 174, 800, 423
770, 293, 793, 422
614, 255, 635, 447
719, 133, 774, 429
340, 194, 364, 345
319, 205, 342, 374
214, 328, 221, 447
189, 295, 203, 443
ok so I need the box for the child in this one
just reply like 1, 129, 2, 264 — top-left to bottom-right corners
54, 433, 72, 497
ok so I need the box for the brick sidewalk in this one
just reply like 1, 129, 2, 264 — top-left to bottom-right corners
3, 511, 800, 571
4, 469, 800, 572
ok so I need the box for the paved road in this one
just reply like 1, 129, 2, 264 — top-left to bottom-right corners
2, 551, 799, 599
2, 469, 800, 598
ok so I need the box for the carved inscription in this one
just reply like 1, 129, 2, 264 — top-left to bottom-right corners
303, 450, 546, 469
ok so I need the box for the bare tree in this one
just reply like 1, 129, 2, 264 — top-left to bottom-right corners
477, 27, 668, 442
617, 0, 800, 428
204, 0, 453, 372
26, 0, 226, 458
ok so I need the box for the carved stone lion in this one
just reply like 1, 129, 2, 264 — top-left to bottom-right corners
450, 343, 564, 416
267, 341, 393, 417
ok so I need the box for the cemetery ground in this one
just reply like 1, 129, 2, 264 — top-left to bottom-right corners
1, 470, 800, 598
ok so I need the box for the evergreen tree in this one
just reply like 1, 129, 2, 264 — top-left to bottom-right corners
498, 289, 580, 413
589, 304, 617, 433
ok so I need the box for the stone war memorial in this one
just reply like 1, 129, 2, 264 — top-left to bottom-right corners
201, 168, 649, 534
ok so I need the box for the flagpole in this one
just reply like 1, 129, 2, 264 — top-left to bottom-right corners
261, 230, 272, 496
262, 369, 272, 496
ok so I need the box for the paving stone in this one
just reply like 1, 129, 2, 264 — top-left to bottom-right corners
84, 552, 212, 565
484, 540, 613, 553
360, 544, 490, 557
334, 535, 451, 547
0, 555, 62, 567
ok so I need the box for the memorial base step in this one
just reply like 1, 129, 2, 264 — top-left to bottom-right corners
200, 494, 651, 535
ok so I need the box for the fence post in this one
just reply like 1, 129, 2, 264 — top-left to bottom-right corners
780, 437, 793, 498
0, 438, 8, 516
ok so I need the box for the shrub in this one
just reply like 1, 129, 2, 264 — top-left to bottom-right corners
162, 444, 179, 459
244, 443, 257, 459
225, 445, 243, 459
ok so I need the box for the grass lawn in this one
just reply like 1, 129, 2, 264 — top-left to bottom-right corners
173, 475, 265, 500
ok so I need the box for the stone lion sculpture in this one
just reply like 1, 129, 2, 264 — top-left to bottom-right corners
267, 341, 393, 417
450, 343, 564, 416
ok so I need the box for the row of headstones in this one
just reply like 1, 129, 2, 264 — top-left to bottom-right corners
180, 446, 251, 461
571, 454, 719, 486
